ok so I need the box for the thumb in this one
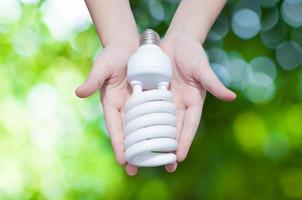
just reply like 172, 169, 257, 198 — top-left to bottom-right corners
195, 59, 236, 102
75, 55, 111, 98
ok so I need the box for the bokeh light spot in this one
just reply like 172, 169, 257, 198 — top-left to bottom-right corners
148, 0, 165, 22
281, 0, 302, 27
276, 41, 302, 70
207, 14, 230, 41
260, 20, 288, 49
250, 56, 277, 80
234, 112, 268, 155
261, 6, 279, 31
41, 0, 92, 40
284, 104, 302, 147
227, 57, 251, 90
26, 84, 63, 152
0, 160, 23, 196
244, 72, 275, 103
232, 9, 260, 39
207, 47, 229, 66
13, 28, 41, 57
0, 0, 22, 23
211, 63, 230, 87
0, 97, 27, 135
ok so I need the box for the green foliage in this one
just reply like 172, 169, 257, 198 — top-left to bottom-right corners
1, 0, 302, 199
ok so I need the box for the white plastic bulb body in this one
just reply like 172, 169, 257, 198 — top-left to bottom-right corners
125, 34, 178, 167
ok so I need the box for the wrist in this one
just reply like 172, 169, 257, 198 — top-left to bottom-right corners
165, 0, 226, 44
163, 27, 201, 45
164, 24, 206, 44
104, 31, 139, 50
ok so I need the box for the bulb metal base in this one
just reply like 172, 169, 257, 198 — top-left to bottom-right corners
139, 29, 160, 46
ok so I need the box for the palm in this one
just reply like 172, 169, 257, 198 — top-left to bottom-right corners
76, 42, 139, 175
161, 34, 236, 162
99, 44, 132, 115
77, 36, 235, 176
99, 40, 208, 174
160, 35, 206, 162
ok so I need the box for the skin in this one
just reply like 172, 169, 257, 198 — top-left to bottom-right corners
76, 0, 139, 176
161, 0, 236, 172
161, 32, 236, 172
76, 0, 236, 176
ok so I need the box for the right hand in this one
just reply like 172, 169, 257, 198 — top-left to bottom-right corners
75, 38, 140, 176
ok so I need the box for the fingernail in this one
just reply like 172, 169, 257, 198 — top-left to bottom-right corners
165, 163, 177, 173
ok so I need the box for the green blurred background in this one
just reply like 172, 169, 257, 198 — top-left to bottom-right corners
1, 0, 302, 199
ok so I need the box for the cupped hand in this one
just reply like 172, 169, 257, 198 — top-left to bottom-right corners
160, 32, 236, 171
75, 39, 140, 176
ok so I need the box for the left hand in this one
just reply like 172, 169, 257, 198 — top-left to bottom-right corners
160, 31, 236, 172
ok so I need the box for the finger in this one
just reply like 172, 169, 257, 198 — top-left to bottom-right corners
125, 163, 138, 176
177, 104, 203, 162
165, 98, 184, 172
195, 60, 236, 102
104, 105, 125, 165
176, 109, 185, 140
170, 90, 186, 139
165, 163, 177, 173
75, 55, 111, 98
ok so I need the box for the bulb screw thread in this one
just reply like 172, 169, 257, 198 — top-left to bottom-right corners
139, 29, 160, 46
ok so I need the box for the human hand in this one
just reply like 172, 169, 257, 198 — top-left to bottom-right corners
160, 31, 236, 171
75, 39, 141, 176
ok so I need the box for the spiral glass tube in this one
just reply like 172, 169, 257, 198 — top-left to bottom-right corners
124, 29, 178, 167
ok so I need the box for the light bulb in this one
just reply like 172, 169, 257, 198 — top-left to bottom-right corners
124, 29, 178, 167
